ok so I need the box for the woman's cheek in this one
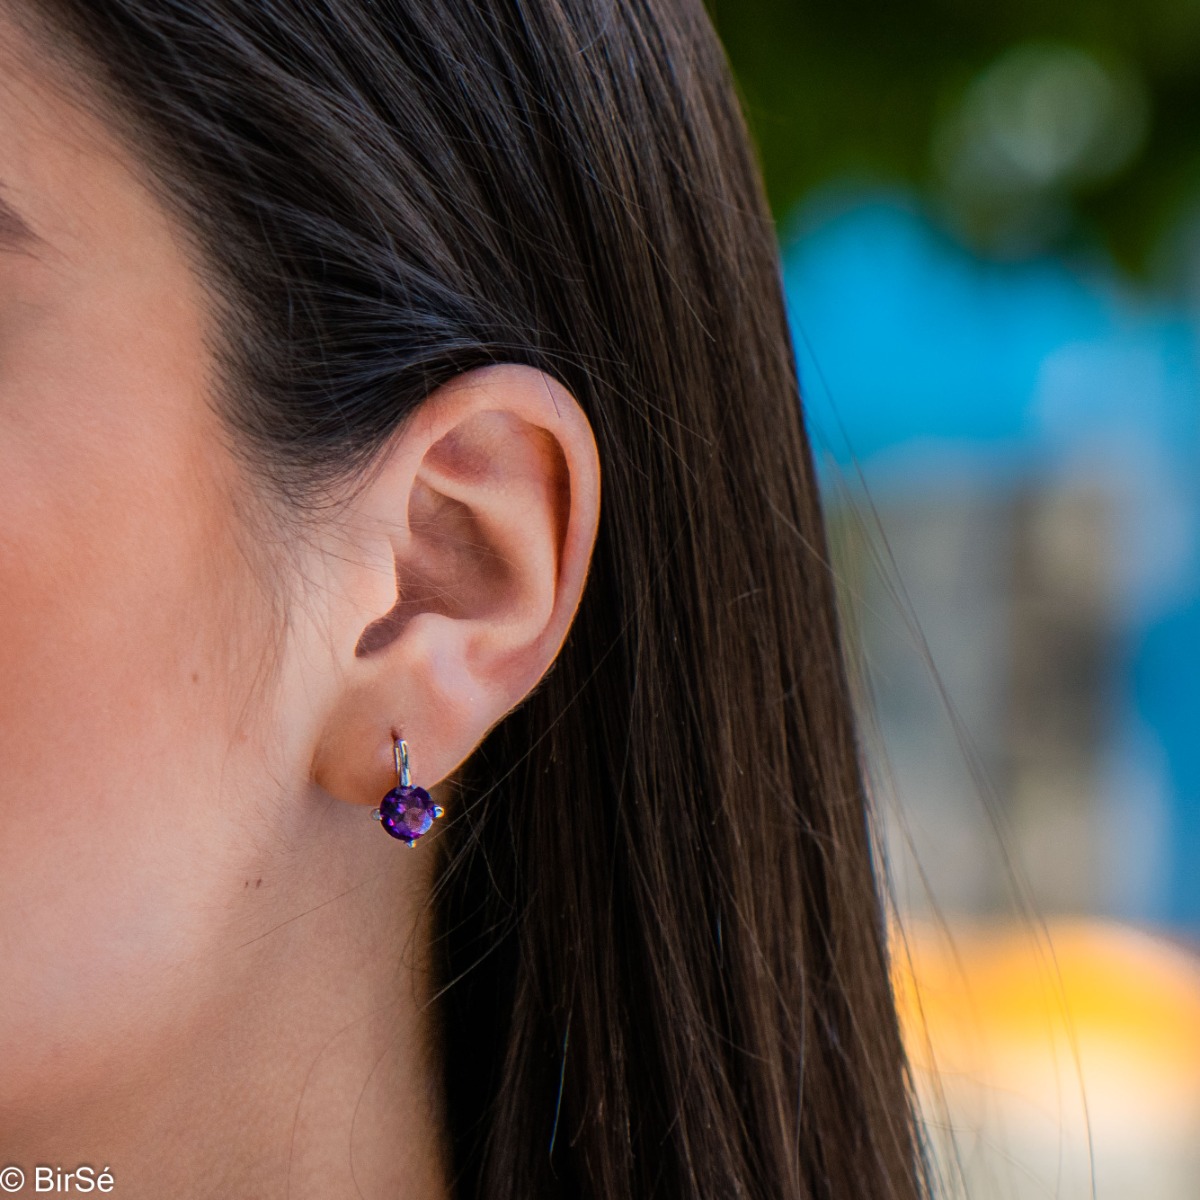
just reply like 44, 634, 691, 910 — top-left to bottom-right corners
0, 356, 276, 1114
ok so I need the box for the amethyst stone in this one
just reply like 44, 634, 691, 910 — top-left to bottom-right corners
378, 783, 439, 844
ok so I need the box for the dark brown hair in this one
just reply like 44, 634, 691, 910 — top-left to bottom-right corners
17, 0, 930, 1195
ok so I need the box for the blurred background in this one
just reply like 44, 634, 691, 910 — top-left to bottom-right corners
705, 1, 1200, 1195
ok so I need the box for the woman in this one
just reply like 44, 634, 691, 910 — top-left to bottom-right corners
0, 0, 928, 1196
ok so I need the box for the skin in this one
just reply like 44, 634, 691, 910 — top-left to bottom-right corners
0, 16, 601, 1199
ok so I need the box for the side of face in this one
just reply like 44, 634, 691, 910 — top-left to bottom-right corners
0, 17, 304, 1111
0, 12, 603, 1133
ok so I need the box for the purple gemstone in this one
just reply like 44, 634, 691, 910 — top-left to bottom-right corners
378, 784, 438, 843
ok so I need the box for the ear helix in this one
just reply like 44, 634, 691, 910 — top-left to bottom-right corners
370, 736, 444, 847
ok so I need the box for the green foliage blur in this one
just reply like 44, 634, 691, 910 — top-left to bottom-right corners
707, 0, 1200, 273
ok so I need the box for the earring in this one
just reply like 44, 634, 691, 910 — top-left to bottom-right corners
371, 737, 443, 846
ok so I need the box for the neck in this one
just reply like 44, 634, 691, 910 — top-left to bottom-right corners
2, 796, 451, 1200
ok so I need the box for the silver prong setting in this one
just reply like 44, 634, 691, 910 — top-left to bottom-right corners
376, 737, 441, 845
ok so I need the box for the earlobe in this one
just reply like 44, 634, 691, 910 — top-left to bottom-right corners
309, 364, 600, 816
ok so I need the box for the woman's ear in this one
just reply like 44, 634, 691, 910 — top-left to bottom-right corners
307, 363, 600, 810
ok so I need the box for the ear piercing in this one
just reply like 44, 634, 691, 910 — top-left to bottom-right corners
371, 737, 443, 846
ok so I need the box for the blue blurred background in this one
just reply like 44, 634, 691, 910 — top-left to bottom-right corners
787, 189, 1200, 927
707, 3, 1200, 1194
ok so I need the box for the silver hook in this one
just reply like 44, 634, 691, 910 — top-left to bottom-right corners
393, 737, 411, 788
